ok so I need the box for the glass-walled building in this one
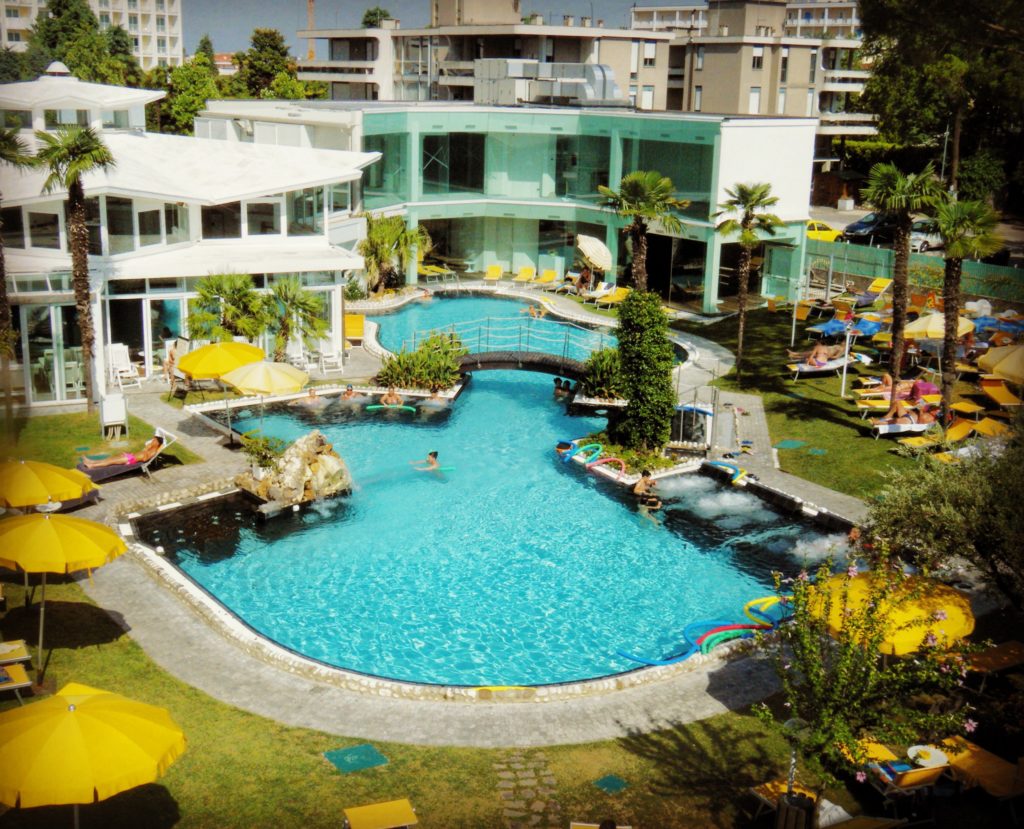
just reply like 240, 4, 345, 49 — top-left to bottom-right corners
2, 65, 378, 408
199, 100, 816, 315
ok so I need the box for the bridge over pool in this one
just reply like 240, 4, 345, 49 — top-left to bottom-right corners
458, 350, 586, 379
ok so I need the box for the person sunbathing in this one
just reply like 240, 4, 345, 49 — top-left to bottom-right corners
804, 342, 832, 367
81, 436, 163, 468
788, 343, 845, 362
872, 401, 936, 426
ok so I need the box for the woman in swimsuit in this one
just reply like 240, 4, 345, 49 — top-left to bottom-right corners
81, 436, 164, 468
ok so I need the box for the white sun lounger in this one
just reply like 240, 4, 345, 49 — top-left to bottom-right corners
872, 421, 938, 439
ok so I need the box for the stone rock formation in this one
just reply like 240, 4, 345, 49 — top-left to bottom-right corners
237, 430, 352, 506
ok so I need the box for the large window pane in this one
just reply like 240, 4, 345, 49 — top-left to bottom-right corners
247, 202, 281, 235
329, 182, 351, 212
138, 209, 161, 246
164, 203, 189, 244
363, 133, 409, 209
44, 109, 89, 128
0, 110, 31, 129
101, 109, 129, 128
422, 132, 485, 196
201, 202, 242, 239
28, 212, 60, 249
1, 206, 24, 249
106, 196, 135, 254
621, 138, 712, 219
286, 188, 323, 236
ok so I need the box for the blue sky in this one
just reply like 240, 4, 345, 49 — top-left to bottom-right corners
182, 0, 639, 56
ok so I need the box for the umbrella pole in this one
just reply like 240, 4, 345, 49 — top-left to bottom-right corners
223, 383, 234, 446
260, 395, 265, 434
74, 803, 80, 829
37, 572, 46, 677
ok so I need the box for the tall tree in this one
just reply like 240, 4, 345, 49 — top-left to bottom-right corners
166, 54, 219, 135
598, 170, 685, 293
0, 129, 32, 427
195, 34, 215, 65
141, 65, 171, 132
860, 163, 942, 403
0, 48, 21, 83
105, 24, 143, 86
357, 213, 430, 295
237, 29, 291, 98
713, 183, 781, 384
28, 0, 98, 61
613, 291, 676, 451
935, 198, 1002, 414
362, 7, 391, 28
187, 274, 268, 342
265, 277, 328, 362
34, 126, 115, 414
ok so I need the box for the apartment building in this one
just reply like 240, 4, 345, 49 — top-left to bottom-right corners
0, 0, 184, 70
297, 0, 675, 110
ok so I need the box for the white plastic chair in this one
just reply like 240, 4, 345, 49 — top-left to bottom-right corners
317, 339, 344, 375
106, 343, 141, 390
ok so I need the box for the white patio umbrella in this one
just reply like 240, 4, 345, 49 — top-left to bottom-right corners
576, 234, 613, 272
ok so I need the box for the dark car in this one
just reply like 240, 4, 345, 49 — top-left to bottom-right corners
842, 212, 899, 246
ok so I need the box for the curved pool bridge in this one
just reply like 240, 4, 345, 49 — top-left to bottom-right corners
459, 351, 585, 379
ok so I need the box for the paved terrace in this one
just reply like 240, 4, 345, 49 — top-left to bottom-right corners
61, 282, 861, 746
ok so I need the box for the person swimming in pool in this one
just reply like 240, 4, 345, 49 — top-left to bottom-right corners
81, 435, 164, 468
410, 450, 441, 471
632, 470, 662, 509
380, 387, 404, 406
290, 388, 327, 408
341, 384, 358, 400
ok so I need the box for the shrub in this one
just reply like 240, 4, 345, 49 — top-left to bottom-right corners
580, 347, 624, 399
240, 432, 287, 469
958, 149, 1007, 204
344, 280, 367, 301
375, 332, 468, 390
584, 431, 675, 473
612, 291, 675, 450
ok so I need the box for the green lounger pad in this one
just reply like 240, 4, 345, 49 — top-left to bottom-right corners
324, 744, 388, 774
774, 440, 807, 450
85, 454, 110, 460
808, 448, 827, 456
593, 775, 628, 794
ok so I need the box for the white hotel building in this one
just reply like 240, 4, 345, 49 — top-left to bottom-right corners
1, 64, 377, 409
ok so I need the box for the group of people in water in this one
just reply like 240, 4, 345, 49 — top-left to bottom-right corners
553, 377, 576, 398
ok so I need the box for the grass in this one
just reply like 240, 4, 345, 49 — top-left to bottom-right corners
0, 412, 202, 469
673, 308, 981, 499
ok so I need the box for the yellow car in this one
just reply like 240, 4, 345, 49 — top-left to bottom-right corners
806, 220, 844, 242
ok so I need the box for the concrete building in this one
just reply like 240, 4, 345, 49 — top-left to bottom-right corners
2, 64, 376, 408
198, 98, 817, 318
0, 0, 185, 70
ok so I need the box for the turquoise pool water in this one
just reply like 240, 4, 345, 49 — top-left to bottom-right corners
367, 294, 617, 362
147, 368, 844, 686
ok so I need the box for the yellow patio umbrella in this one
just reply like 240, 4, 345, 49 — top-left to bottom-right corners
904, 312, 975, 340
221, 361, 309, 432
977, 344, 1024, 385
576, 233, 614, 272
809, 572, 974, 657
0, 461, 97, 509
177, 342, 264, 445
0, 682, 186, 828
0, 514, 127, 670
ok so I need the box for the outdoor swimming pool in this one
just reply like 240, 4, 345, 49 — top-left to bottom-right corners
145, 353, 844, 687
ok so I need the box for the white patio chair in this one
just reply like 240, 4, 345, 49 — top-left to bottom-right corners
106, 343, 141, 390
317, 339, 344, 375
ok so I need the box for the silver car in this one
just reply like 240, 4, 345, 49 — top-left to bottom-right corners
910, 219, 943, 253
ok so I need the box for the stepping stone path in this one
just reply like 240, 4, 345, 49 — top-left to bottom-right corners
493, 751, 562, 829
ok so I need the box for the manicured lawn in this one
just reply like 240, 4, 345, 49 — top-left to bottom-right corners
674, 309, 979, 499
0, 412, 202, 469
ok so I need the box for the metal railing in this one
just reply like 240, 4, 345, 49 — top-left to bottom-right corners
400, 315, 614, 362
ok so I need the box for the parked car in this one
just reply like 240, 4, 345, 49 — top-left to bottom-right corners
842, 212, 899, 246
910, 218, 944, 253
806, 220, 843, 242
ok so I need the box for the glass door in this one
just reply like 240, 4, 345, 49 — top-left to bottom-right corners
21, 304, 85, 404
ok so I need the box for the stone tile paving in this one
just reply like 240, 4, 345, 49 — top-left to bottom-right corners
494, 752, 562, 829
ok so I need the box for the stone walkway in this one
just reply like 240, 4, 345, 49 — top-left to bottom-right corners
494, 752, 562, 829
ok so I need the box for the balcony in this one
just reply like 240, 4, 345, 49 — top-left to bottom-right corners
817, 111, 877, 136
821, 69, 868, 93
298, 61, 377, 81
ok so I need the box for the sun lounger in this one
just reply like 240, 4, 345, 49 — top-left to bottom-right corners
570, 823, 633, 829
943, 736, 1024, 801
867, 760, 948, 802
532, 269, 558, 288
76, 427, 177, 481
898, 418, 975, 452
342, 798, 418, 829
595, 287, 630, 309
0, 662, 31, 705
873, 420, 938, 439
749, 777, 818, 819
849, 278, 893, 308
790, 355, 858, 380
483, 264, 504, 283
581, 282, 612, 303
981, 377, 1023, 408
0, 640, 30, 666
511, 266, 536, 284
343, 314, 365, 345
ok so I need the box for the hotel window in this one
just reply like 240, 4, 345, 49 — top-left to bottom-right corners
128, 14, 138, 31
806, 89, 816, 116
1, 207, 25, 250
157, 17, 166, 32
628, 85, 637, 106
0, 109, 31, 129
809, 49, 818, 82
127, 0, 138, 9
751, 46, 764, 70
693, 85, 702, 112
164, 203, 189, 244
106, 196, 136, 253
138, 208, 162, 247
156, 0, 165, 10
329, 182, 352, 213
133, 37, 140, 50
640, 85, 654, 109
5, 8, 19, 18
286, 188, 323, 236
246, 202, 282, 236
28, 212, 61, 250
157, 37, 166, 53
201, 202, 242, 239
642, 41, 656, 68
7, 32, 22, 43
748, 86, 761, 114
98, 0, 109, 7
780, 47, 789, 81
44, 109, 89, 128
99, 12, 110, 28
777, 88, 787, 114
696, 45, 704, 70
101, 109, 129, 128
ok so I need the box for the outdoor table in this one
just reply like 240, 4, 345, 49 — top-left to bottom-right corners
343, 798, 418, 829
0, 662, 32, 705
908, 745, 949, 768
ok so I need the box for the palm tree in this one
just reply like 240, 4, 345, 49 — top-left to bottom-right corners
935, 198, 1002, 414
357, 212, 430, 295
860, 162, 942, 405
265, 276, 328, 362
598, 170, 687, 293
187, 273, 268, 342
35, 126, 116, 414
713, 183, 782, 384
0, 128, 32, 427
